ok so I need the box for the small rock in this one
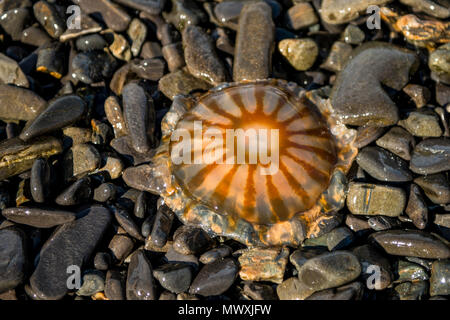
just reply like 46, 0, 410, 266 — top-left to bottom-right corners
76, 34, 108, 52
30, 158, 50, 203
63, 144, 101, 181
105, 269, 126, 300
376, 126, 415, 161
285, 2, 318, 30
321, 0, 392, 24
73, 0, 131, 32
242, 282, 277, 300
93, 183, 117, 202
71, 51, 117, 84
127, 18, 147, 57
153, 263, 192, 294
0, 53, 29, 87
430, 260, 450, 296
173, 226, 213, 256
108, 234, 134, 262
405, 184, 428, 229
113, 208, 144, 241
396, 260, 429, 282
394, 281, 428, 300
150, 204, 174, 248
342, 24, 365, 44
353, 244, 392, 290
278, 38, 318, 71
126, 250, 156, 300
189, 258, 238, 296
429, 44, 450, 85
414, 173, 450, 204
0, 228, 27, 293
410, 138, 450, 174
327, 227, 355, 251
55, 177, 92, 206
159, 69, 211, 100
0, 85, 46, 121
163, 0, 207, 31
199, 245, 232, 264
399, 110, 443, 137
94, 252, 111, 271
33, 1, 65, 39
290, 248, 327, 271
403, 84, 431, 108
306, 282, 364, 300
368, 216, 401, 231
320, 41, 353, 73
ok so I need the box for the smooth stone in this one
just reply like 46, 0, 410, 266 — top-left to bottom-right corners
126, 250, 156, 300
368, 216, 401, 231
405, 184, 428, 230
122, 83, 152, 154
141, 41, 163, 59
278, 38, 318, 71
238, 247, 289, 284
114, 0, 165, 15
163, 0, 207, 31
394, 281, 428, 300
414, 173, 450, 204
159, 69, 211, 100
71, 51, 117, 84
94, 252, 111, 271
321, 0, 392, 24
285, 2, 318, 30
127, 18, 147, 57
347, 182, 406, 217
376, 127, 415, 161
242, 282, 277, 300
182, 25, 228, 86
327, 227, 355, 251
29, 206, 111, 300
0, 136, 62, 181
199, 245, 232, 264
400, 0, 449, 18
342, 24, 365, 44
0, 85, 46, 121
76, 270, 105, 296
76, 34, 108, 52
164, 246, 199, 269
105, 96, 128, 138
403, 84, 431, 108
0, 8, 31, 41
30, 158, 50, 203
2, 207, 76, 228
91, 119, 113, 145
410, 138, 450, 174
93, 183, 117, 202
63, 144, 101, 180
108, 234, 134, 262
306, 282, 364, 300
105, 269, 126, 300
20, 95, 86, 141
73, 0, 131, 32
330, 42, 418, 127
189, 258, 238, 296
429, 44, 450, 84
290, 248, 327, 271
396, 260, 428, 282
399, 110, 443, 137
430, 260, 450, 296
0, 228, 27, 293
353, 244, 392, 290
113, 208, 144, 241
162, 42, 185, 72
33, 1, 65, 39
354, 125, 386, 149
277, 277, 308, 300
133, 191, 148, 219
153, 263, 192, 294
233, 2, 274, 82
356, 146, 412, 182
173, 226, 213, 256
320, 41, 353, 73
0, 53, 29, 87
345, 215, 371, 233
55, 177, 92, 206
150, 204, 174, 248
370, 230, 450, 259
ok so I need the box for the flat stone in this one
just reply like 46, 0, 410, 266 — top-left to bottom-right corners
189, 258, 238, 296
94, 252, 111, 271
71, 51, 117, 84
55, 177, 92, 206
233, 2, 274, 82
113, 208, 144, 241
347, 182, 406, 217
342, 24, 365, 44
430, 260, 450, 296
150, 204, 174, 248
93, 183, 117, 202
153, 263, 192, 294
410, 138, 450, 174
127, 18, 147, 57
376, 126, 415, 161
370, 230, 450, 259
76, 34, 108, 52
399, 110, 443, 137
0, 8, 31, 41
0, 85, 47, 122
403, 84, 431, 108
164, 246, 199, 269
182, 25, 228, 86
414, 173, 450, 204
2, 207, 76, 228
0, 228, 27, 293
29, 206, 111, 300
159, 69, 211, 100
368, 216, 401, 231
126, 250, 156, 300
356, 146, 412, 182
321, 0, 393, 24
238, 247, 289, 284
396, 260, 429, 282
330, 42, 418, 127
429, 44, 450, 85
20, 95, 86, 141
345, 214, 371, 233
278, 38, 318, 71
400, 0, 449, 18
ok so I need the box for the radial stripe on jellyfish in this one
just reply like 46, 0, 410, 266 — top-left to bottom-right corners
170, 83, 338, 225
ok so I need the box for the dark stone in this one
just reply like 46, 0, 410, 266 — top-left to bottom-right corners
114, 0, 165, 15
430, 260, 450, 296
73, 0, 131, 32
33, 1, 65, 39
94, 252, 111, 271
242, 282, 277, 300
93, 183, 117, 202
105, 269, 126, 300
305, 282, 363, 300
405, 184, 428, 229
30, 158, 50, 203
153, 263, 192, 293
55, 177, 92, 206
353, 244, 392, 290
376, 127, 415, 161
113, 207, 144, 241
150, 204, 174, 248
368, 216, 401, 231
0, 8, 31, 41
326, 227, 355, 251
199, 245, 232, 264
0, 85, 46, 122
72, 51, 117, 84
2, 207, 76, 228
189, 258, 238, 296
173, 226, 213, 255
410, 138, 450, 174
0, 228, 27, 293
29, 206, 111, 300
108, 234, 134, 262
126, 250, 156, 300
414, 173, 450, 204
76, 34, 108, 52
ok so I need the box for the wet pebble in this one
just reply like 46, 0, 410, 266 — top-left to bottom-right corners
238, 247, 289, 284
414, 173, 450, 204
321, 0, 392, 24
73, 0, 131, 32
55, 177, 92, 206
94, 252, 111, 271
189, 258, 238, 297
342, 24, 365, 45
105, 96, 128, 138
76, 270, 105, 297
376, 126, 415, 161
0, 85, 47, 122
394, 281, 428, 300
430, 260, 450, 296
76, 34, 108, 52
403, 84, 431, 108
285, 2, 318, 30
2, 207, 76, 228
108, 234, 134, 262
127, 18, 147, 57
153, 263, 193, 294
199, 245, 232, 264
30, 158, 50, 203
0, 228, 27, 293
150, 204, 174, 248
158, 69, 211, 99
0, 8, 31, 41
347, 182, 406, 217
399, 110, 443, 137
29, 206, 111, 300
278, 38, 318, 71
93, 183, 117, 202
410, 138, 450, 174
327, 227, 355, 251
368, 216, 401, 231
173, 226, 213, 256
113, 207, 144, 241
105, 269, 126, 300
0, 53, 29, 87
405, 184, 428, 229
242, 282, 277, 300
396, 260, 428, 282
126, 250, 156, 300
356, 146, 412, 182
353, 244, 392, 290
429, 44, 450, 85
33, 1, 65, 39
370, 230, 450, 259
320, 41, 352, 73
163, 0, 207, 31
71, 51, 117, 84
